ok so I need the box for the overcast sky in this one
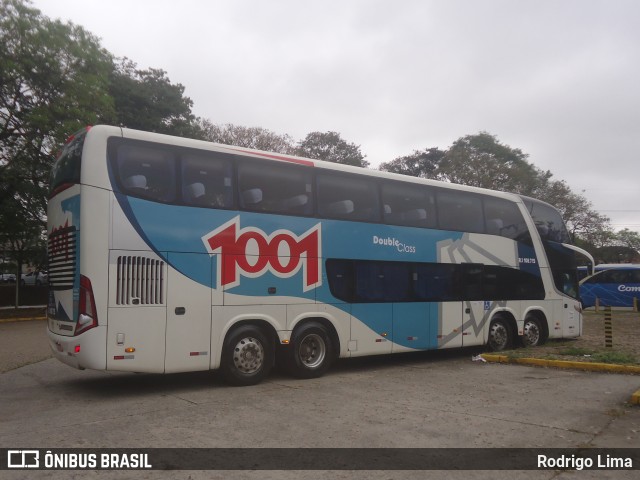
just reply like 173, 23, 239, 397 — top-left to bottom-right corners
33, 0, 640, 233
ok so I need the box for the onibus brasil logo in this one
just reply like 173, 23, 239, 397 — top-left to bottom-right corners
202, 216, 322, 292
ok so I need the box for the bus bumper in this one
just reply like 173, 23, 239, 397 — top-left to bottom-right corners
47, 326, 107, 371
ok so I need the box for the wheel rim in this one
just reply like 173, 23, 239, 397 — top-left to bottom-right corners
523, 319, 540, 346
489, 322, 508, 350
297, 333, 326, 369
232, 336, 264, 375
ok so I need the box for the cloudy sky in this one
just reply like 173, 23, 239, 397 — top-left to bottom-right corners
33, 0, 640, 233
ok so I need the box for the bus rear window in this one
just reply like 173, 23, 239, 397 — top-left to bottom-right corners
50, 128, 88, 196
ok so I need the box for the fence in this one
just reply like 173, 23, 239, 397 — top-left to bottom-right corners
595, 297, 639, 312
0, 285, 48, 307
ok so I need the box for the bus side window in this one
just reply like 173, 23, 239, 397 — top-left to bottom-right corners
317, 173, 380, 222
181, 152, 234, 209
237, 158, 313, 216
325, 259, 354, 302
115, 143, 177, 203
436, 190, 485, 234
354, 261, 410, 302
412, 263, 458, 301
381, 181, 436, 229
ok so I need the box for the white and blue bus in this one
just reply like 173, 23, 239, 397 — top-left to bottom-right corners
580, 264, 640, 309
47, 126, 591, 385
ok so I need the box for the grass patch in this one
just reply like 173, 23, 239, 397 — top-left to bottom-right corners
558, 347, 595, 356
592, 351, 637, 365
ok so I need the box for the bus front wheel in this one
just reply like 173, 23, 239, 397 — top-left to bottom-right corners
285, 322, 333, 379
488, 318, 512, 352
221, 325, 273, 386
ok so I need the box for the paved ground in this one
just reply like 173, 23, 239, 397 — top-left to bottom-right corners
0, 319, 50, 373
1, 314, 639, 479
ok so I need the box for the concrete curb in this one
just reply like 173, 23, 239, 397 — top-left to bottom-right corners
481, 353, 640, 375
481, 354, 640, 406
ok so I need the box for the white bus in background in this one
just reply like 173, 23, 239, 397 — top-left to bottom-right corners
47, 126, 592, 386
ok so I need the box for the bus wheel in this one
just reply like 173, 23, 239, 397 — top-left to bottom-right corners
287, 322, 333, 379
522, 316, 542, 347
488, 318, 512, 352
221, 325, 272, 386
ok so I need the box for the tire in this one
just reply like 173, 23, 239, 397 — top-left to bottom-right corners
220, 325, 273, 386
285, 322, 333, 379
521, 316, 542, 347
488, 318, 512, 352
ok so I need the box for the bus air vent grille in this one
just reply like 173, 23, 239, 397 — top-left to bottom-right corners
47, 225, 77, 291
116, 256, 165, 305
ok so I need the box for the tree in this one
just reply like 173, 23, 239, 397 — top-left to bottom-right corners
535, 179, 612, 248
438, 132, 550, 196
199, 120, 295, 154
109, 58, 200, 138
1, 0, 115, 305
379, 148, 445, 178
296, 131, 369, 167
614, 228, 640, 253
594, 246, 640, 264
378, 132, 612, 246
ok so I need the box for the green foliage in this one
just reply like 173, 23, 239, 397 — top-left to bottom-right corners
559, 347, 595, 356
0, 0, 201, 285
0, 0, 114, 276
110, 58, 200, 138
440, 132, 546, 195
199, 120, 295, 154
296, 131, 369, 167
379, 148, 445, 178
613, 229, 640, 255
594, 246, 640, 264
379, 132, 615, 247
592, 351, 637, 365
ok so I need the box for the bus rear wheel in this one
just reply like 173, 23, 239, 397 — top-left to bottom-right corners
221, 325, 273, 386
522, 316, 542, 347
285, 322, 333, 379
488, 318, 512, 352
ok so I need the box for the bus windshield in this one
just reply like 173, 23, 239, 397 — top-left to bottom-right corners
520, 196, 578, 298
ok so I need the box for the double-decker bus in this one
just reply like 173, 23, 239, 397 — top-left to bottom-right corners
47, 126, 591, 385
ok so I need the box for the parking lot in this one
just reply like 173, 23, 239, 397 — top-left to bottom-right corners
1, 319, 639, 479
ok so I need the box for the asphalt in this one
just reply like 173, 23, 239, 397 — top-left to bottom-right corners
2, 310, 639, 405
481, 354, 640, 405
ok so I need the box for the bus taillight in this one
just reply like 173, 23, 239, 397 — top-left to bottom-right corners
75, 275, 98, 336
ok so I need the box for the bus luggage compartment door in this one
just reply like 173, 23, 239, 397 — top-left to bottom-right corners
165, 253, 215, 373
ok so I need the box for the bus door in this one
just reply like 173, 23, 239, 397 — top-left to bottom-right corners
436, 264, 487, 348
462, 300, 489, 346
438, 301, 487, 348
438, 302, 463, 348
165, 253, 217, 373
460, 264, 487, 346
349, 262, 394, 355
556, 301, 580, 338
